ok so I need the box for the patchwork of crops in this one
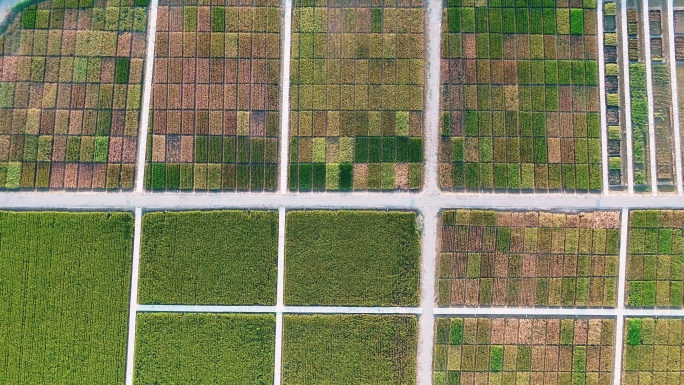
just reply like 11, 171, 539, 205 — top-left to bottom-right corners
147, 0, 280, 190
135, 313, 275, 383
623, 318, 684, 383
139, 210, 278, 305
282, 314, 417, 384
439, 0, 602, 191
289, 0, 425, 191
438, 210, 621, 307
675, 8, 684, 189
434, 317, 616, 384
627, 210, 684, 308
285, 210, 420, 306
0, 211, 133, 383
0, 0, 148, 189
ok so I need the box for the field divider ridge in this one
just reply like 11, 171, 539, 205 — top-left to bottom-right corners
278, 0, 293, 194
598, 0, 610, 195
612, 208, 629, 385
124, 208, 143, 385
134, 0, 160, 193
667, 1, 684, 195
418, 206, 438, 385
620, 0, 635, 195
135, 304, 423, 314
423, 0, 442, 195
642, 0, 658, 195
273, 207, 286, 385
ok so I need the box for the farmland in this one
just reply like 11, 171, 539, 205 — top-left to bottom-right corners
134, 313, 275, 383
282, 314, 417, 384
285, 210, 420, 306
146, 0, 281, 191
289, 0, 425, 191
439, 0, 602, 192
438, 210, 621, 307
627, 210, 684, 308
139, 210, 278, 305
623, 318, 684, 383
0, 211, 133, 383
434, 317, 616, 384
675, 7, 684, 189
0, 0, 148, 189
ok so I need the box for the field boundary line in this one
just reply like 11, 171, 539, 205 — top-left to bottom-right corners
418, 206, 438, 385
435, 307, 684, 317
642, 0, 658, 196
621, 0, 635, 195
423, 0, 442, 195
273, 207, 286, 385
124, 208, 143, 385
134, 0, 159, 193
667, 1, 684, 196
612, 208, 629, 385
136, 304, 423, 314
598, 0, 610, 195
278, 0, 293, 194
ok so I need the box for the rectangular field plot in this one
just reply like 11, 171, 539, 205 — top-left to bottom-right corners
282, 315, 417, 384
438, 210, 621, 307
439, 0, 602, 192
134, 313, 275, 384
147, 0, 281, 191
0, 0, 149, 189
627, 210, 684, 308
622, 318, 684, 384
0, 211, 133, 383
285, 210, 420, 306
434, 317, 616, 384
289, 0, 425, 191
139, 210, 278, 305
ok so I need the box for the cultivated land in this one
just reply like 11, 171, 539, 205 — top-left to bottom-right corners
438, 209, 621, 307
134, 313, 276, 383
623, 318, 684, 383
282, 314, 418, 384
284, 210, 421, 306
434, 317, 616, 384
0, 211, 133, 384
139, 210, 278, 305
0, 0, 148, 189
289, 0, 425, 191
147, 0, 281, 191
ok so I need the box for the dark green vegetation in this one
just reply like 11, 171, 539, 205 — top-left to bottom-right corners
289, 0, 425, 191
623, 318, 684, 383
139, 210, 278, 305
285, 210, 420, 306
135, 313, 275, 384
282, 315, 417, 384
438, 210, 621, 307
434, 317, 615, 384
0, 0, 148, 190
627, 210, 684, 308
146, 0, 281, 191
0, 211, 133, 383
440, 0, 602, 192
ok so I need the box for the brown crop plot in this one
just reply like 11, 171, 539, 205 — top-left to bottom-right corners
438, 209, 621, 307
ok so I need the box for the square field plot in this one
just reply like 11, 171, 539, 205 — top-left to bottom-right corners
623, 318, 684, 384
0, 212, 133, 383
627, 210, 684, 308
147, 0, 281, 191
135, 313, 275, 384
139, 210, 278, 305
0, 0, 149, 189
434, 317, 615, 384
285, 210, 420, 306
439, 0, 602, 192
289, 0, 425, 191
438, 210, 621, 307
282, 315, 417, 384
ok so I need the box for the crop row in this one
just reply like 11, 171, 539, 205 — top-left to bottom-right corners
676, 10, 684, 191
603, 1, 624, 189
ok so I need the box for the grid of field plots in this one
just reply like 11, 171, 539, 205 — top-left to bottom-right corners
0, 0, 148, 189
288, 0, 425, 191
622, 318, 684, 384
439, 0, 602, 192
146, 0, 280, 191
